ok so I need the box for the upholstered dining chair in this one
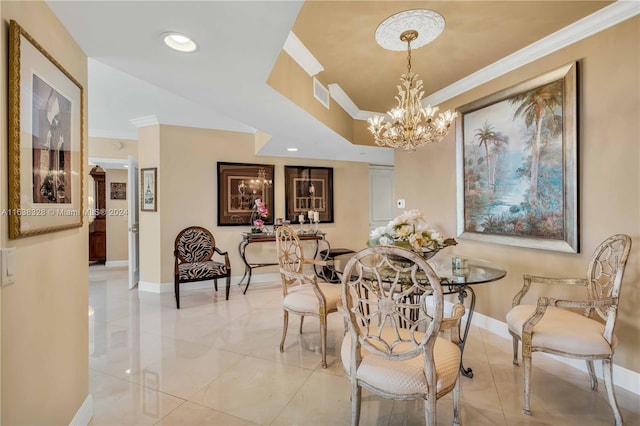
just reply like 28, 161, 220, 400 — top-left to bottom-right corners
275, 225, 340, 368
173, 226, 231, 308
340, 246, 463, 426
506, 234, 631, 426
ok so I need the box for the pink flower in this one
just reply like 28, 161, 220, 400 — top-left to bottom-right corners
254, 198, 268, 217
253, 219, 264, 227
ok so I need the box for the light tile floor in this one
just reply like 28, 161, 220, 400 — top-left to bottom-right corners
89, 266, 640, 425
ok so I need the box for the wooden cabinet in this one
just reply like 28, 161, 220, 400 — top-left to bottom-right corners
89, 165, 107, 263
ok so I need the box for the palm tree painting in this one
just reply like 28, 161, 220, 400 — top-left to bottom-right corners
458, 63, 578, 252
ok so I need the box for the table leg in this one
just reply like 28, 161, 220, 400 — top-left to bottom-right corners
314, 238, 331, 281
457, 285, 476, 378
243, 268, 253, 294
238, 240, 252, 293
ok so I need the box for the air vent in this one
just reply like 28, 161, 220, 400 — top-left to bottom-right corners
313, 77, 330, 109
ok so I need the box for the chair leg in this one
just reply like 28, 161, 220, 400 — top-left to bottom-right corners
320, 315, 327, 368
603, 359, 623, 426
586, 360, 597, 390
351, 383, 361, 426
424, 394, 437, 426
523, 352, 532, 416
299, 315, 304, 333
174, 278, 180, 309
214, 278, 218, 292
452, 371, 461, 426
225, 275, 230, 300
280, 310, 289, 353
512, 336, 519, 366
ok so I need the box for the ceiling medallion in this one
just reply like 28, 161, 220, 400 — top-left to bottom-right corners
368, 9, 457, 151
375, 9, 445, 51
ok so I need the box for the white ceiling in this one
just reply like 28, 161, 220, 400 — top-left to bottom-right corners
46, 1, 637, 166
47, 0, 394, 165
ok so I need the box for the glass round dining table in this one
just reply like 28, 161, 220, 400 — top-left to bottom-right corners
332, 252, 507, 378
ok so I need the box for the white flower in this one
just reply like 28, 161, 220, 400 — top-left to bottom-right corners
399, 209, 424, 223
368, 209, 456, 252
379, 235, 394, 245
408, 233, 425, 251
369, 226, 386, 240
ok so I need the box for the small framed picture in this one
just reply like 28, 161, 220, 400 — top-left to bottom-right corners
140, 168, 157, 212
110, 182, 126, 200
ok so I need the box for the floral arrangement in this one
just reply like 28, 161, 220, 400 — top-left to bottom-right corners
368, 209, 457, 253
250, 198, 269, 232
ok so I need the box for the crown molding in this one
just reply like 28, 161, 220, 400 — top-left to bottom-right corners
356, 110, 383, 121
283, 32, 324, 77
285, 2, 638, 121
424, 0, 640, 106
327, 83, 359, 117
129, 115, 159, 128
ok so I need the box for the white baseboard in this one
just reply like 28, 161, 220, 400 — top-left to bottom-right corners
69, 394, 93, 426
466, 305, 640, 395
138, 273, 281, 294
105, 260, 128, 268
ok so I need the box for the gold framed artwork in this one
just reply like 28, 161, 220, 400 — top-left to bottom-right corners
217, 162, 274, 226
284, 166, 334, 223
8, 20, 84, 239
140, 168, 157, 212
456, 62, 578, 253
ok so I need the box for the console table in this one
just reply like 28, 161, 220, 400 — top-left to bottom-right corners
238, 231, 329, 294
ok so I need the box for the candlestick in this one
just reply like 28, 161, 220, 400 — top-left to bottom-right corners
313, 211, 319, 222
298, 214, 304, 223
308, 210, 314, 220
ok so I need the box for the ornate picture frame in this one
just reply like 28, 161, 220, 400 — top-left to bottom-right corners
140, 168, 157, 212
8, 20, 84, 239
217, 162, 274, 226
456, 62, 578, 253
284, 166, 334, 223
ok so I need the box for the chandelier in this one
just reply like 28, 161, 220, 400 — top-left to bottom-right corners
367, 11, 457, 151
249, 168, 272, 190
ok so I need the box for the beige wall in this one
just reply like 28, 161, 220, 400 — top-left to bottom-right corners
268, 51, 354, 143
106, 169, 128, 262
138, 125, 370, 285
89, 136, 137, 160
138, 125, 162, 284
1, 1, 89, 424
395, 17, 640, 373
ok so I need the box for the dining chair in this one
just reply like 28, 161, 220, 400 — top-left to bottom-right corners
340, 246, 463, 426
506, 234, 631, 425
173, 226, 231, 308
275, 225, 340, 368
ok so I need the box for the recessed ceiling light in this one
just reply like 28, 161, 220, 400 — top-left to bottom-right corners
162, 32, 198, 53
287, 147, 299, 152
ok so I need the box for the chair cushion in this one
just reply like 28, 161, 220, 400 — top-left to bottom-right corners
283, 282, 341, 313
177, 228, 214, 262
178, 261, 227, 281
506, 304, 616, 356
341, 328, 461, 396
